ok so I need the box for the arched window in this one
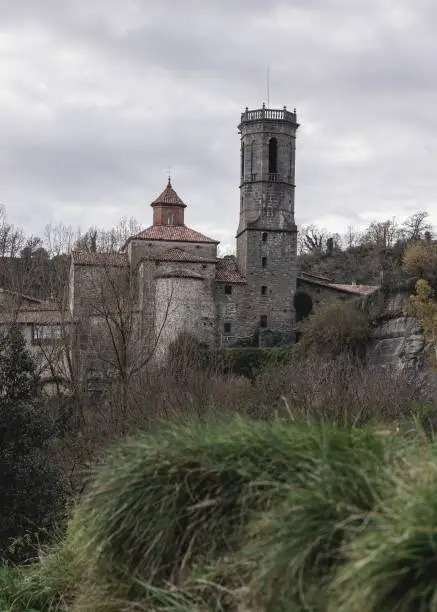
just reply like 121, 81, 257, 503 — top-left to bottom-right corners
166, 213, 173, 225
268, 137, 277, 174
241, 144, 245, 177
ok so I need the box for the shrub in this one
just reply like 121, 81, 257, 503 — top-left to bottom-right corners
299, 301, 370, 359
402, 240, 437, 280
253, 354, 427, 426
221, 346, 299, 380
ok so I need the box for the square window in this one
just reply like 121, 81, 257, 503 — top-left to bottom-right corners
260, 315, 268, 328
224, 322, 232, 334
262, 257, 267, 267
224, 285, 232, 295
261, 286, 267, 296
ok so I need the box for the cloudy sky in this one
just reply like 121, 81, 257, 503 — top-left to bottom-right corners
1, 0, 437, 250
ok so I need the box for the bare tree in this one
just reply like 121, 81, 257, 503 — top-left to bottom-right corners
361, 218, 402, 252
74, 217, 142, 254
298, 224, 329, 254
0, 205, 25, 257
401, 211, 433, 243
342, 225, 363, 250
44, 223, 80, 257
68, 258, 174, 420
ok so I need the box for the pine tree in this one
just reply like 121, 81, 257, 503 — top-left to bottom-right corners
0, 326, 64, 563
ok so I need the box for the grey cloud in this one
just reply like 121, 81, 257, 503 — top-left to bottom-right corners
1, 0, 437, 246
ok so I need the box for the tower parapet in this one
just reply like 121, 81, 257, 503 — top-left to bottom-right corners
239, 104, 298, 126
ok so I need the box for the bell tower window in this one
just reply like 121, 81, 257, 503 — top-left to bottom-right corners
268, 137, 277, 174
166, 213, 173, 225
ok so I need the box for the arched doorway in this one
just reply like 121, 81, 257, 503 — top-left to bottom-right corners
294, 291, 313, 323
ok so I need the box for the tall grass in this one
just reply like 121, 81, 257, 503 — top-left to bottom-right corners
244, 426, 399, 611
4, 414, 437, 611
330, 444, 437, 612
65, 418, 402, 610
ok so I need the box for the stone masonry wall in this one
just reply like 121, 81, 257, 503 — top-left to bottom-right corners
295, 279, 355, 310
236, 229, 298, 341
154, 274, 216, 361
215, 282, 247, 345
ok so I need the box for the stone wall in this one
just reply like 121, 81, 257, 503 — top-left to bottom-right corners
295, 279, 354, 311
70, 262, 132, 381
236, 229, 298, 341
154, 273, 216, 361
215, 282, 247, 345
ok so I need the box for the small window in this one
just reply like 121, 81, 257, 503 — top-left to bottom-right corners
260, 315, 268, 328
262, 257, 267, 267
262, 232, 268, 242
166, 213, 173, 225
261, 286, 267, 296
224, 285, 232, 295
224, 322, 232, 334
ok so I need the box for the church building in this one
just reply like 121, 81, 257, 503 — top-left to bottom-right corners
1, 104, 378, 385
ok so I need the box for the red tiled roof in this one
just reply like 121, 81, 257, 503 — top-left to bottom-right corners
133, 225, 219, 244
155, 248, 216, 263
72, 251, 129, 267
151, 180, 187, 208
216, 256, 246, 284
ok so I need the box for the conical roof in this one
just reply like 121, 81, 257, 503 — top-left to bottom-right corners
151, 179, 186, 208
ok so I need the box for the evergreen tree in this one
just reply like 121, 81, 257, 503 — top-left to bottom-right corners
0, 327, 64, 563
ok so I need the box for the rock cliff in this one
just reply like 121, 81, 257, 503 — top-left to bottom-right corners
367, 291, 425, 369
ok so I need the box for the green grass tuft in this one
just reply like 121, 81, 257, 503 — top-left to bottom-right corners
244, 426, 396, 610
330, 444, 437, 612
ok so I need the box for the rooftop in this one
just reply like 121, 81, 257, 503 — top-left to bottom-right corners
216, 255, 246, 284
151, 180, 187, 208
132, 225, 219, 244
297, 274, 379, 296
154, 247, 216, 263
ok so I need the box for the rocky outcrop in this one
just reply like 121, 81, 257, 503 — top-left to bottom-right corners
365, 290, 437, 401
367, 292, 426, 369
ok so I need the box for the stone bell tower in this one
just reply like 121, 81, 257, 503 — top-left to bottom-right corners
236, 104, 299, 344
